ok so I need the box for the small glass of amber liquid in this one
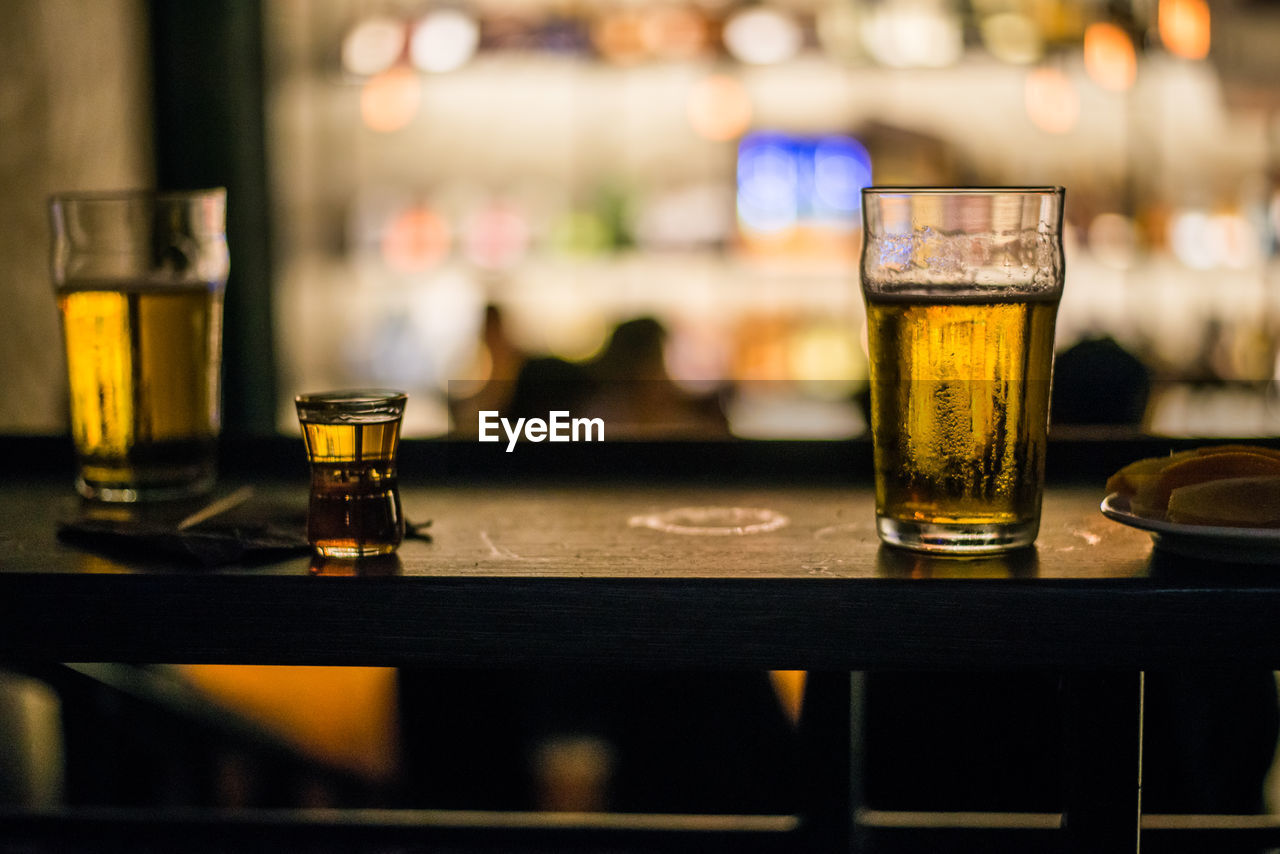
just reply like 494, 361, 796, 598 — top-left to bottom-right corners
295, 390, 407, 558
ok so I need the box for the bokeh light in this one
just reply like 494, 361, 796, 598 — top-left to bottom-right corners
981, 12, 1043, 65
360, 66, 421, 133
1159, 0, 1210, 60
732, 315, 793, 381
1209, 212, 1260, 269
1167, 209, 1260, 270
789, 323, 865, 399
816, 1, 865, 63
860, 0, 963, 69
737, 133, 800, 234
665, 316, 730, 390
548, 211, 612, 256
737, 132, 871, 235
686, 74, 753, 142
409, 8, 481, 73
592, 10, 648, 65
462, 201, 531, 270
1087, 212, 1140, 269
342, 15, 406, 77
1169, 210, 1216, 269
812, 136, 873, 220
640, 5, 710, 60
1083, 21, 1136, 92
1024, 66, 1079, 134
634, 183, 735, 249
723, 7, 804, 66
381, 205, 452, 272
505, 298, 610, 363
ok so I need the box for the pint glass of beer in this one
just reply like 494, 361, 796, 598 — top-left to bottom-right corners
860, 187, 1066, 554
50, 189, 229, 502
295, 390, 407, 558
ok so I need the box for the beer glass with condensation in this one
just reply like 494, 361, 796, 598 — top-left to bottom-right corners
296, 390, 407, 558
860, 187, 1066, 554
50, 189, 229, 502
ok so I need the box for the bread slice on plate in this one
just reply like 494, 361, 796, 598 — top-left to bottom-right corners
1165, 476, 1280, 528
1129, 452, 1280, 518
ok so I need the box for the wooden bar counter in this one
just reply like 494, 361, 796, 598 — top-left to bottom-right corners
0, 457, 1274, 671
1, 436, 1278, 852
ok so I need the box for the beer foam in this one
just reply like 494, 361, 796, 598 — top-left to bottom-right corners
863, 227, 1063, 293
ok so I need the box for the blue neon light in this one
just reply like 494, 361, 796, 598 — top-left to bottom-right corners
737, 132, 872, 234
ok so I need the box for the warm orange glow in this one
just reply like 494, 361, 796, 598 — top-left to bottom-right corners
178, 665, 400, 782
592, 10, 647, 65
1159, 0, 1210, 60
640, 5, 710, 60
732, 316, 792, 381
1025, 66, 1080, 134
382, 205, 452, 272
360, 66, 421, 133
1083, 22, 1136, 92
686, 74, 753, 142
769, 670, 807, 726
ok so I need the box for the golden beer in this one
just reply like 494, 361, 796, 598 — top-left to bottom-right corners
50, 188, 229, 502
860, 186, 1065, 553
866, 295, 1058, 548
297, 392, 406, 558
58, 283, 224, 500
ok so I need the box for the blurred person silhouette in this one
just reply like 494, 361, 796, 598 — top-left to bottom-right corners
1051, 334, 1152, 426
581, 316, 727, 439
450, 304, 530, 435
504, 354, 595, 424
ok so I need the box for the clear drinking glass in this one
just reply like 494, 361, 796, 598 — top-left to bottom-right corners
49, 189, 229, 502
860, 187, 1066, 554
295, 390, 407, 558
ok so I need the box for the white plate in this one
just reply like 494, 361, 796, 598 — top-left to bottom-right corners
1101, 492, 1280, 564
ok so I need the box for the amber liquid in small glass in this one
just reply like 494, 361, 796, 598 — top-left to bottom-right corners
301, 418, 403, 557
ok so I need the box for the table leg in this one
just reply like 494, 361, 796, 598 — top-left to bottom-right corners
1062, 671, 1144, 853
796, 671, 854, 852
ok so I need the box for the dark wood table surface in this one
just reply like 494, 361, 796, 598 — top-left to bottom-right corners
2, 461, 1277, 671
3, 437, 1279, 852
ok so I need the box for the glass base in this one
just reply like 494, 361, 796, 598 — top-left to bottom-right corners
313, 543, 400, 559
876, 515, 1039, 556
76, 472, 216, 503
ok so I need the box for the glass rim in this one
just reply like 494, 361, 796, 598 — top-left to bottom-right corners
296, 388, 407, 403
295, 389, 408, 418
49, 187, 227, 206
862, 185, 1065, 197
